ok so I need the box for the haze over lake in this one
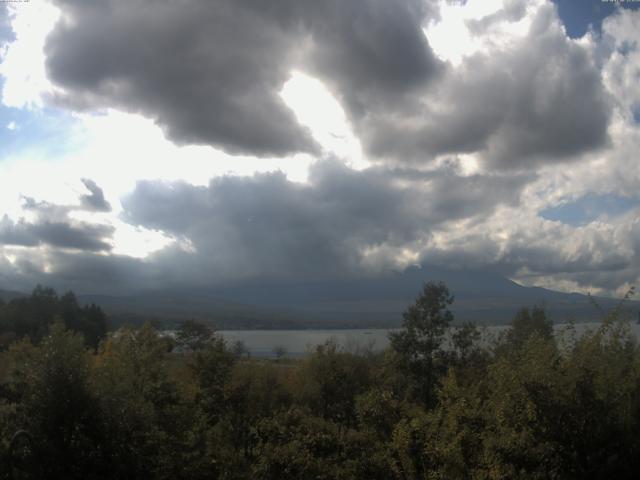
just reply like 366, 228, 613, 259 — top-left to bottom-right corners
218, 321, 640, 358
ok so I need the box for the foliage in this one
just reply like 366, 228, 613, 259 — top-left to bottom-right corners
0, 286, 106, 349
389, 281, 454, 406
1, 322, 102, 478
293, 340, 372, 426
175, 319, 215, 352
252, 408, 392, 480
505, 305, 553, 350
1, 283, 639, 479
189, 333, 236, 425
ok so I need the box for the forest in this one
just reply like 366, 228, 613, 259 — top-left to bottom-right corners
1, 282, 640, 479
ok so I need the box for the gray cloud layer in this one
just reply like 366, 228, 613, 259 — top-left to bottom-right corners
1, 161, 638, 295
44, 0, 610, 169
0, 161, 531, 293
45, 0, 320, 156
360, 3, 611, 168
1, 1, 635, 297
0, 181, 114, 252
79, 178, 111, 212
0, 215, 113, 252
119, 160, 530, 283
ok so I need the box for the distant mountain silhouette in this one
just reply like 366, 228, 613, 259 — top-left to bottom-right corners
64, 266, 640, 328
0, 289, 27, 302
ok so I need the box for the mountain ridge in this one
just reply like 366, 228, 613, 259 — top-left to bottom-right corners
3, 266, 636, 328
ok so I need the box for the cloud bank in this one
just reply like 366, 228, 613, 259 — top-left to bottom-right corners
0, 0, 638, 297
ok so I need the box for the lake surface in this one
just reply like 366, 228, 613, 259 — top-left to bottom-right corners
218, 322, 640, 358
219, 329, 393, 358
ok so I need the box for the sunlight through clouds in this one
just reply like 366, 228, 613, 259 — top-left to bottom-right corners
0, 0, 59, 107
425, 0, 542, 65
280, 71, 367, 170
0, 0, 638, 296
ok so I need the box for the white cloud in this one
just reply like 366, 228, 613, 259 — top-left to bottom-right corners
424, 0, 542, 66
0, 0, 60, 108
280, 71, 367, 170
0, 0, 638, 296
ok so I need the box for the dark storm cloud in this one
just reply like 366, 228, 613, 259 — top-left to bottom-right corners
21, 196, 70, 221
0, 216, 39, 247
44, 1, 610, 168
42, 250, 159, 292
30, 221, 113, 252
122, 167, 411, 280
3, 163, 637, 294
45, 0, 319, 156
0, 183, 115, 252
297, 0, 441, 116
0, 248, 159, 295
2, 160, 527, 292
80, 178, 111, 212
22, 179, 111, 216
0, 215, 113, 252
363, 3, 611, 168
44, 0, 440, 158
120, 160, 530, 282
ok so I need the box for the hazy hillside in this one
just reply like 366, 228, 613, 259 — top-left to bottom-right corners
0, 290, 26, 302
69, 266, 639, 328
4, 266, 636, 329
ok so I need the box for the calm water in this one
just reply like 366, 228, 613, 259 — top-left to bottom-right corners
218, 322, 640, 358
219, 329, 392, 358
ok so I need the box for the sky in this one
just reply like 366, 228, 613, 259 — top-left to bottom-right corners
0, 0, 639, 297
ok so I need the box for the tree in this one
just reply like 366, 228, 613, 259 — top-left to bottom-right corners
189, 335, 236, 425
93, 323, 191, 479
175, 319, 215, 352
232, 339, 249, 358
389, 281, 454, 406
252, 408, 392, 480
506, 305, 553, 350
451, 321, 481, 364
2, 322, 103, 478
0, 287, 107, 349
272, 345, 287, 360
294, 340, 371, 426
79, 303, 108, 350
60, 292, 107, 349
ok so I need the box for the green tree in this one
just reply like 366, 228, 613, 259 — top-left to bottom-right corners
232, 340, 248, 358
94, 323, 196, 479
389, 281, 454, 406
0, 287, 106, 349
505, 305, 553, 350
294, 340, 371, 427
451, 321, 482, 364
252, 408, 392, 480
60, 292, 107, 349
175, 319, 215, 352
272, 345, 287, 360
216, 362, 293, 468
2, 322, 103, 478
189, 334, 236, 425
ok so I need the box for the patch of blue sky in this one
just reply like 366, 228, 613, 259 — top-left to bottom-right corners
553, 0, 640, 39
1, 8, 83, 163
541, 193, 640, 226
0, 101, 83, 162
0, 6, 14, 44
632, 104, 640, 124
617, 40, 637, 56
0, 77, 84, 162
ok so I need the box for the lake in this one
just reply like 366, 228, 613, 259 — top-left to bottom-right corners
218, 321, 640, 358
